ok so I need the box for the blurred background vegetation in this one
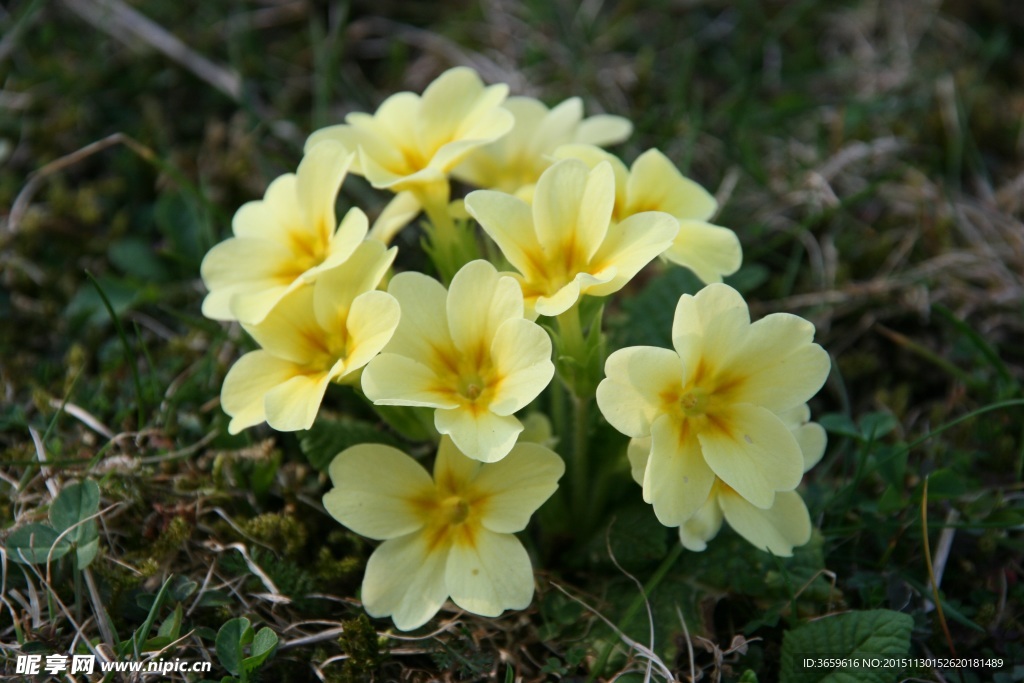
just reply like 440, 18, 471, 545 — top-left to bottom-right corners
2, 0, 1023, 681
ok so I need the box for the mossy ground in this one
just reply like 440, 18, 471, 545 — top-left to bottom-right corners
2, 1, 1023, 681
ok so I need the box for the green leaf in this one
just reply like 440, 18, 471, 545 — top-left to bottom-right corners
817, 414, 860, 440
216, 617, 254, 677
724, 263, 770, 293
858, 412, 898, 440
923, 469, 968, 501
49, 479, 100, 544
5, 523, 71, 564
123, 575, 175, 657
779, 609, 913, 683
156, 603, 184, 642
76, 537, 100, 568
617, 266, 703, 348
593, 504, 669, 571
242, 627, 278, 671
170, 575, 198, 602
109, 237, 171, 281
65, 275, 145, 329
300, 416, 403, 471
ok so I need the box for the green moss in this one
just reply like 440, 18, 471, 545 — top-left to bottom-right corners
336, 614, 382, 683
243, 512, 308, 557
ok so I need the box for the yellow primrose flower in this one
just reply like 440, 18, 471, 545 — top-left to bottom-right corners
220, 241, 399, 433
596, 283, 830, 526
305, 67, 514, 201
628, 404, 827, 556
361, 260, 554, 462
555, 144, 742, 284
464, 158, 678, 318
322, 436, 564, 631
201, 141, 369, 324
453, 95, 632, 196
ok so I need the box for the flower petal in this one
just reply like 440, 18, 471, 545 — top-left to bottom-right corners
585, 210, 679, 297
719, 488, 811, 557
418, 68, 509, 164
597, 346, 683, 437
362, 533, 450, 631
533, 278, 588, 318
343, 290, 401, 372
221, 351, 301, 434
678, 494, 724, 552
697, 403, 804, 509
445, 528, 534, 617
552, 144, 631, 213
369, 191, 421, 244
474, 442, 565, 533
488, 318, 554, 415
626, 436, 652, 486
626, 149, 717, 222
384, 272, 455, 360
263, 371, 333, 432
244, 285, 320, 364
313, 240, 395, 331
644, 415, 716, 526
323, 444, 434, 540
447, 261, 524, 358
361, 354, 459, 409
663, 220, 742, 284
533, 159, 614, 263
796, 421, 827, 472
464, 190, 540, 279
320, 206, 370, 272
297, 141, 353, 235
724, 313, 831, 413
434, 406, 523, 463
433, 435, 483, 493
231, 174, 300, 241
573, 114, 633, 147
200, 237, 295, 322
671, 283, 748, 374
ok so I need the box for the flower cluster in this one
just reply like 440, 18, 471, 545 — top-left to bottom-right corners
200, 66, 830, 631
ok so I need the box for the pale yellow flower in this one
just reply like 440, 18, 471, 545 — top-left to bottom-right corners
305, 67, 514, 199
464, 158, 678, 318
361, 260, 554, 462
201, 141, 369, 324
220, 241, 399, 433
596, 283, 830, 526
555, 145, 741, 284
322, 436, 564, 631
453, 95, 632, 196
628, 404, 827, 556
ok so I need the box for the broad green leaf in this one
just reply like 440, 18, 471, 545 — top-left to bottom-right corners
589, 504, 669, 571
157, 603, 184, 642
5, 523, 71, 564
817, 414, 860, 440
242, 627, 278, 671
76, 537, 100, 568
109, 237, 171, 281
617, 266, 703, 349
724, 263, 769, 293
779, 609, 913, 683
923, 469, 968, 501
300, 416, 403, 471
216, 617, 253, 676
49, 480, 101, 550
858, 412, 898, 440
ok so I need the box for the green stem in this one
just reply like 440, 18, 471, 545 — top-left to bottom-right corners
589, 543, 684, 680
557, 303, 586, 362
571, 393, 591, 531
